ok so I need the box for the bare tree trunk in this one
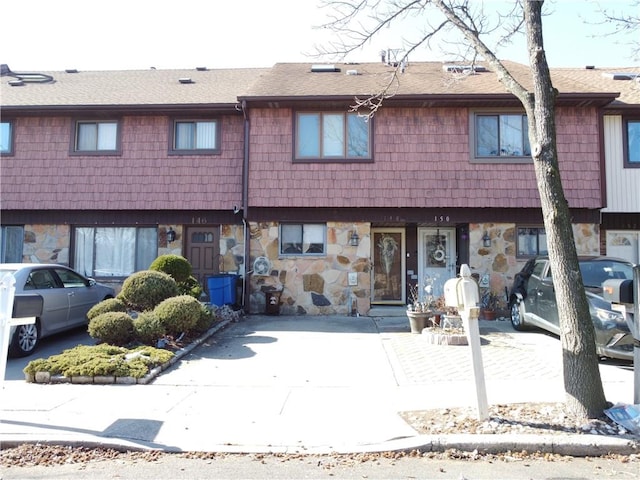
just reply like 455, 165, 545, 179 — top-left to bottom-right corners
522, 0, 607, 419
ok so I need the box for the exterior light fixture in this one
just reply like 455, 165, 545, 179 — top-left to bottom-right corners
349, 229, 360, 247
167, 227, 177, 243
482, 231, 491, 248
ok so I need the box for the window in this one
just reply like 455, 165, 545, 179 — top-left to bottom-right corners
74, 227, 157, 278
624, 118, 640, 168
1, 121, 13, 154
74, 121, 119, 153
474, 113, 531, 160
0, 226, 24, 263
280, 224, 326, 256
171, 120, 219, 153
517, 227, 547, 257
296, 112, 371, 161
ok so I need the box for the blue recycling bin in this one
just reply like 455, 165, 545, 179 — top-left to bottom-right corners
207, 274, 237, 306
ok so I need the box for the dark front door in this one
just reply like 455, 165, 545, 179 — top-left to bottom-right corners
185, 226, 220, 294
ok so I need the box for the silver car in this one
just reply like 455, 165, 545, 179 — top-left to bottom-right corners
508, 256, 635, 361
0, 264, 115, 357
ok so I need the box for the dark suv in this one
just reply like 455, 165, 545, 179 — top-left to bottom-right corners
508, 256, 635, 361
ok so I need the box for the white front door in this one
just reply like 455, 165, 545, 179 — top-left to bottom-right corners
418, 228, 456, 302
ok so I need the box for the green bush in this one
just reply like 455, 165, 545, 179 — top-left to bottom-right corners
87, 297, 127, 320
153, 295, 201, 336
178, 275, 203, 299
150, 254, 192, 283
118, 270, 179, 311
88, 312, 134, 346
133, 311, 166, 345
192, 303, 215, 333
23, 344, 174, 379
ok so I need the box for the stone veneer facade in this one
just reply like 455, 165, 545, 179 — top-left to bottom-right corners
16, 221, 599, 315
247, 222, 371, 315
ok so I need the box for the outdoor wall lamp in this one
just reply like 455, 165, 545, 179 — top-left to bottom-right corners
349, 229, 360, 247
482, 231, 491, 248
167, 227, 177, 243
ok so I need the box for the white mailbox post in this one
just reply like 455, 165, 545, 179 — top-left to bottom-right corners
0, 273, 37, 390
443, 264, 488, 420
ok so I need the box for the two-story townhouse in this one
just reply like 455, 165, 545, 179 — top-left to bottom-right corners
555, 67, 640, 265
0, 65, 265, 296
1, 61, 631, 317
238, 61, 620, 315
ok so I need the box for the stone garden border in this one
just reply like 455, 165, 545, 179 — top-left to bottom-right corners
26, 318, 234, 385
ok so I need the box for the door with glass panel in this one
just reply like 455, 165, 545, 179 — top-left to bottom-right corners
417, 228, 456, 302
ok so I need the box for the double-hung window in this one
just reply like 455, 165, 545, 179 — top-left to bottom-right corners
1, 121, 13, 155
517, 227, 547, 257
74, 120, 119, 153
74, 227, 157, 278
473, 112, 531, 161
296, 112, 371, 161
280, 224, 326, 256
171, 119, 219, 153
624, 118, 640, 168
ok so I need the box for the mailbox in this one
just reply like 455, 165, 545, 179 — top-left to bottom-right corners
12, 294, 43, 318
603, 279, 634, 305
443, 264, 480, 314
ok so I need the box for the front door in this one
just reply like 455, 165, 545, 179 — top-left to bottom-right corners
418, 228, 456, 302
371, 228, 406, 304
185, 226, 219, 293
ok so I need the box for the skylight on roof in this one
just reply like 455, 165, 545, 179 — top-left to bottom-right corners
311, 64, 340, 73
602, 72, 640, 81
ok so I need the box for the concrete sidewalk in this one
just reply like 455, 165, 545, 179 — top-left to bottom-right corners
0, 314, 637, 455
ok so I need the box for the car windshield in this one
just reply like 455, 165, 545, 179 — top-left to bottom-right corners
580, 260, 634, 287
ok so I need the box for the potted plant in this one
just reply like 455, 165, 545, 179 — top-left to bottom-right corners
406, 283, 431, 333
480, 291, 503, 320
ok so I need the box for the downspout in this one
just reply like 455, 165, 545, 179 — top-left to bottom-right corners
241, 100, 250, 311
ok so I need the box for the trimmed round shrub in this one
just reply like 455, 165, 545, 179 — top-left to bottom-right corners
118, 270, 179, 311
133, 311, 165, 346
178, 275, 203, 299
192, 303, 215, 333
150, 254, 192, 283
88, 312, 134, 346
87, 297, 128, 321
153, 295, 201, 336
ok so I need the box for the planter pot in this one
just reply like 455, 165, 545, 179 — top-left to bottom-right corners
407, 311, 430, 334
481, 309, 497, 320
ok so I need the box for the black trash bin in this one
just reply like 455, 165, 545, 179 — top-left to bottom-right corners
265, 290, 282, 315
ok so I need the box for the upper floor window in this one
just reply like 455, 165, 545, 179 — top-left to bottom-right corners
74, 226, 157, 278
624, 118, 640, 168
295, 112, 371, 161
1, 121, 13, 155
171, 120, 220, 154
74, 120, 119, 153
473, 112, 531, 162
517, 226, 547, 257
280, 223, 326, 256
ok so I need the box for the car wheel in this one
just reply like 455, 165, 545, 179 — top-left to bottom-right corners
9, 322, 40, 357
510, 300, 526, 331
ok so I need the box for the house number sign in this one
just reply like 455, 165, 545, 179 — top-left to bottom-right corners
434, 215, 450, 222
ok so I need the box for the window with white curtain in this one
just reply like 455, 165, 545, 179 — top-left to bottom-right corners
517, 227, 547, 257
280, 223, 326, 256
473, 112, 531, 161
172, 120, 219, 153
75, 121, 118, 152
74, 227, 157, 277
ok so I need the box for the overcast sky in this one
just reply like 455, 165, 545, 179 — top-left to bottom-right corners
3, 0, 638, 72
